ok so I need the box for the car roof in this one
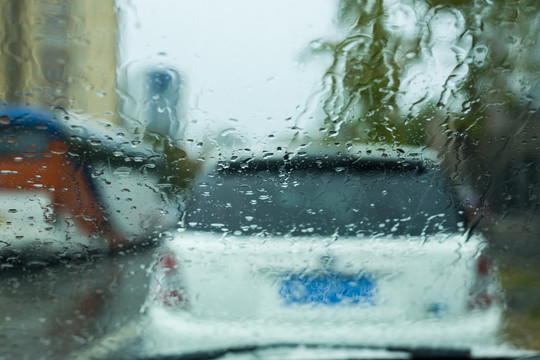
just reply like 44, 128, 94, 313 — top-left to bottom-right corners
0, 106, 165, 168
206, 141, 440, 174
0, 106, 66, 138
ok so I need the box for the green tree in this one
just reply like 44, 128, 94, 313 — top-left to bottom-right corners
321, 0, 540, 148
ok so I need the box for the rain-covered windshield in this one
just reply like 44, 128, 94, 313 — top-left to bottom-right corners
1, 0, 540, 358
187, 158, 462, 236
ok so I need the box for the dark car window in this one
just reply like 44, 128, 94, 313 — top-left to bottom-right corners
187, 158, 462, 237
0, 129, 49, 156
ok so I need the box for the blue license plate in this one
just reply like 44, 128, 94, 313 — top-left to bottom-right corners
279, 272, 376, 305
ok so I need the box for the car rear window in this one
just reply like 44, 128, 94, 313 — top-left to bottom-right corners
185, 159, 463, 237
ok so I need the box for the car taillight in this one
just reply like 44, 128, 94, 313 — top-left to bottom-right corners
150, 251, 189, 308
476, 255, 489, 277
468, 255, 495, 310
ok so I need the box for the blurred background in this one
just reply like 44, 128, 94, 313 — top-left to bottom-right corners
0, 0, 540, 354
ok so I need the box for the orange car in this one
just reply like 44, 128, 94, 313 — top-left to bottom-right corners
0, 107, 178, 260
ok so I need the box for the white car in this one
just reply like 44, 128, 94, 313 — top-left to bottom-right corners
142, 144, 502, 357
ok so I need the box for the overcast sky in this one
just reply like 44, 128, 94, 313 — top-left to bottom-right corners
118, 0, 339, 143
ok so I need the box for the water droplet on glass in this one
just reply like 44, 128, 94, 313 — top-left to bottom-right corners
1, 170, 17, 175
405, 51, 416, 59
113, 167, 132, 176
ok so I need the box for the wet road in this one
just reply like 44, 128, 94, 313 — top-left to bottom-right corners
0, 247, 156, 359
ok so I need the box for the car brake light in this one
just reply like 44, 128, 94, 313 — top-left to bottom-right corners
476, 256, 489, 277
468, 255, 495, 310
151, 252, 189, 308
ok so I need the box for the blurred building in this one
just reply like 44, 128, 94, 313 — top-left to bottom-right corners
0, 0, 118, 123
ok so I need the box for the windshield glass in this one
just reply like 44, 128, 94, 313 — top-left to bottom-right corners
1, 0, 540, 358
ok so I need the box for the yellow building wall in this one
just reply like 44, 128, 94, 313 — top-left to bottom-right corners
0, 0, 118, 124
